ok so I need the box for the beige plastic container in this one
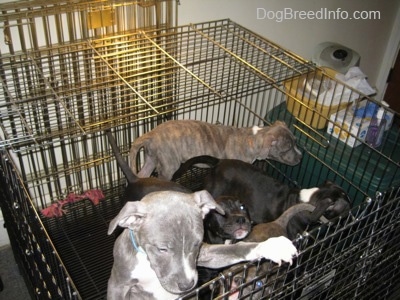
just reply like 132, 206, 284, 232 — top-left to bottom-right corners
284, 67, 350, 129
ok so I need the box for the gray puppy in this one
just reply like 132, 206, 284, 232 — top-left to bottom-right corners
107, 190, 298, 300
130, 120, 302, 180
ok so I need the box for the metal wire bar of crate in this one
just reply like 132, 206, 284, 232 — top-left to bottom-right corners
0, 149, 82, 299
0, 1, 399, 299
0, 0, 177, 53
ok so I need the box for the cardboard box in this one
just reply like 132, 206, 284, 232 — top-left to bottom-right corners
327, 107, 372, 148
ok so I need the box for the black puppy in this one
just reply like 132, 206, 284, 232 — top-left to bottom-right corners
197, 196, 252, 296
204, 195, 252, 244
173, 156, 351, 239
105, 130, 190, 203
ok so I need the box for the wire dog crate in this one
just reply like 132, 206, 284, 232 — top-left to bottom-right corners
0, 1, 400, 299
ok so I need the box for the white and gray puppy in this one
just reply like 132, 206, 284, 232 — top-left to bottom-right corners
130, 120, 302, 180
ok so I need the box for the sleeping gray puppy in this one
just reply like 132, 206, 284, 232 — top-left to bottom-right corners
130, 120, 302, 180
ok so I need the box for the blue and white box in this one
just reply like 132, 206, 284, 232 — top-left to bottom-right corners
327, 100, 394, 148
327, 107, 371, 148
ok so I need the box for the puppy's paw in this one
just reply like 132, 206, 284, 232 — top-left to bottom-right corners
249, 236, 298, 266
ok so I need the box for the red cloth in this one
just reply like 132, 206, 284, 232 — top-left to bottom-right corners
41, 189, 105, 218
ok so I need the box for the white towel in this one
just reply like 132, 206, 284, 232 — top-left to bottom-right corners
304, 67, 376, 106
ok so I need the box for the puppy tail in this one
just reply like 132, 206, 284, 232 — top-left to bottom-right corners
105, 129, 138, 184
171, 155, 220, 181
129, 133, 153, 177
275, 203, 316, 229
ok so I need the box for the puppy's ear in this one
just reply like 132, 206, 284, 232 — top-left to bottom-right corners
321, 180, 334, 186
108, 202, 146, 235
310, 197, 333, 222
193, 190, 225, 218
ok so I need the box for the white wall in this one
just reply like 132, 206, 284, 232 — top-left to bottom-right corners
178, 0, 400, 99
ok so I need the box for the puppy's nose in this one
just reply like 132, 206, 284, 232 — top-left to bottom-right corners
236, 216, 246, 225
178, 279, 195, 291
